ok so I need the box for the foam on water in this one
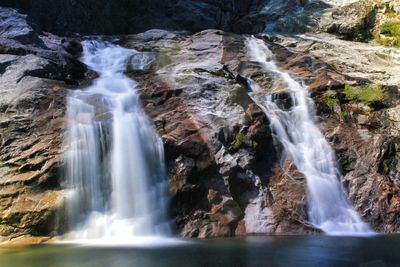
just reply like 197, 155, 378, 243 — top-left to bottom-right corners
245, 36, 374, 236
62, 41, 171, 244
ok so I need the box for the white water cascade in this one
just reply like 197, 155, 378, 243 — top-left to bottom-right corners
62, 41, 171, 244
245, 37, 374, 235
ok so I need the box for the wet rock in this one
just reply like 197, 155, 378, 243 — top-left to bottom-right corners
0, 8, 88, 242
1, 3, 400, 242
322, 120, 400, 232
125, 30, 337, 237
270, 24, 400, 232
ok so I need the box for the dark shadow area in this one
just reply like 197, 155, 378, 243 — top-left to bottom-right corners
1, 0, 270, 36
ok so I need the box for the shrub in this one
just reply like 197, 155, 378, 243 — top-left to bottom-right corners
344, 84, 386, 107
385, 9, 398, 18
375, 34, 400, 47
380, 20, 400, 36
375, 20, 400, 47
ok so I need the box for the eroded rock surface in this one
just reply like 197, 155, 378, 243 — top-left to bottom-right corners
1, 1, 400, 244
0, 7, 87, 244
119, 29, 354, 236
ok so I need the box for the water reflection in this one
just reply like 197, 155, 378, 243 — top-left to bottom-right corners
1, 236, 399, 267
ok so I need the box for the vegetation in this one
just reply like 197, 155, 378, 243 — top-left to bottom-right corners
375, 20, 400, 47
383, 160, 390, 174
381, 20, 400, 36
321, 91, 340, 107
230, 132, 245, 150
385, 9, 398, 18
344, 84, 386, 107
339, 111, 346, 120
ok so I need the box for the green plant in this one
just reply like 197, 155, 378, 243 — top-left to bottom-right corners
321, 92, 340, 107
375, 20, 400, 47
381, 20, 400, 36
375, 34, 400, 47
383, 160, 390, 174
344, 84, 358, 99
230, 132, 245, 150
344, 84, 386, 107
385, 9, 398, 18
339, 111, 346, 120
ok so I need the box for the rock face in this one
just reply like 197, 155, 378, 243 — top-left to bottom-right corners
0, 7, 87, 243
3, 0, 399, 40
2, 0, 269, 35
269, 30, 400, 232
1, 0, 400, 244
122, 30, 326, 236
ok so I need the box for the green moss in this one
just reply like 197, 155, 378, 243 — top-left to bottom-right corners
344, 84, 358, 99
344, 84, 386, 107
322, 92, 340, 107
230, 132, 245, 150
356, 87, 386, 105
383, 160, 390, 174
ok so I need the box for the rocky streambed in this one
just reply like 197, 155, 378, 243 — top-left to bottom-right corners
0, 0, 399, 245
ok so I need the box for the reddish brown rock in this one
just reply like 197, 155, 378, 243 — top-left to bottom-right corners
0, 8, 87, 243
1, 7, 399, 244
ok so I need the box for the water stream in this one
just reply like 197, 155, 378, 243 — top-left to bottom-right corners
61, 37, 373, 242
62, 41, 171, 243
245, 37, 373, 235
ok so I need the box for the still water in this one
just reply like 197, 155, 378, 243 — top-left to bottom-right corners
1, 236, 400, 267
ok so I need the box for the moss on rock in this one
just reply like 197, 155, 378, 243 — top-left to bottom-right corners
344, 84, 387, 108
230, 132, 246, 151
321, 91, 340, 107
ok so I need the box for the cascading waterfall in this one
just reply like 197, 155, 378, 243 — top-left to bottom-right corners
245, 37, 374, 235
62, 41, 171, 243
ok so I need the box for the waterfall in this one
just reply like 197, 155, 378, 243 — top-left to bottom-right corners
62, 41, 171, 243
245, 37, 374, 235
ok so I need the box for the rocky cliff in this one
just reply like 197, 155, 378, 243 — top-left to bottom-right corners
0, 0, 399, 245
1, 0, 269, 35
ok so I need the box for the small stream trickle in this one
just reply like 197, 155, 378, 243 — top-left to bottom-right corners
245, 36, 374, 235
62, 41, 171, 243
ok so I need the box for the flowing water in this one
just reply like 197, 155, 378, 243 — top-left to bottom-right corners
62, 41, 171, 243
245, 37, 373, 235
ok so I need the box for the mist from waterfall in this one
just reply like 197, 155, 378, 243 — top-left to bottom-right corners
245, 37, 374, 235
62, 41, 171, 244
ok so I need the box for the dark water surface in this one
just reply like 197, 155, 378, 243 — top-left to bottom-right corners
1, 236, 400, 267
